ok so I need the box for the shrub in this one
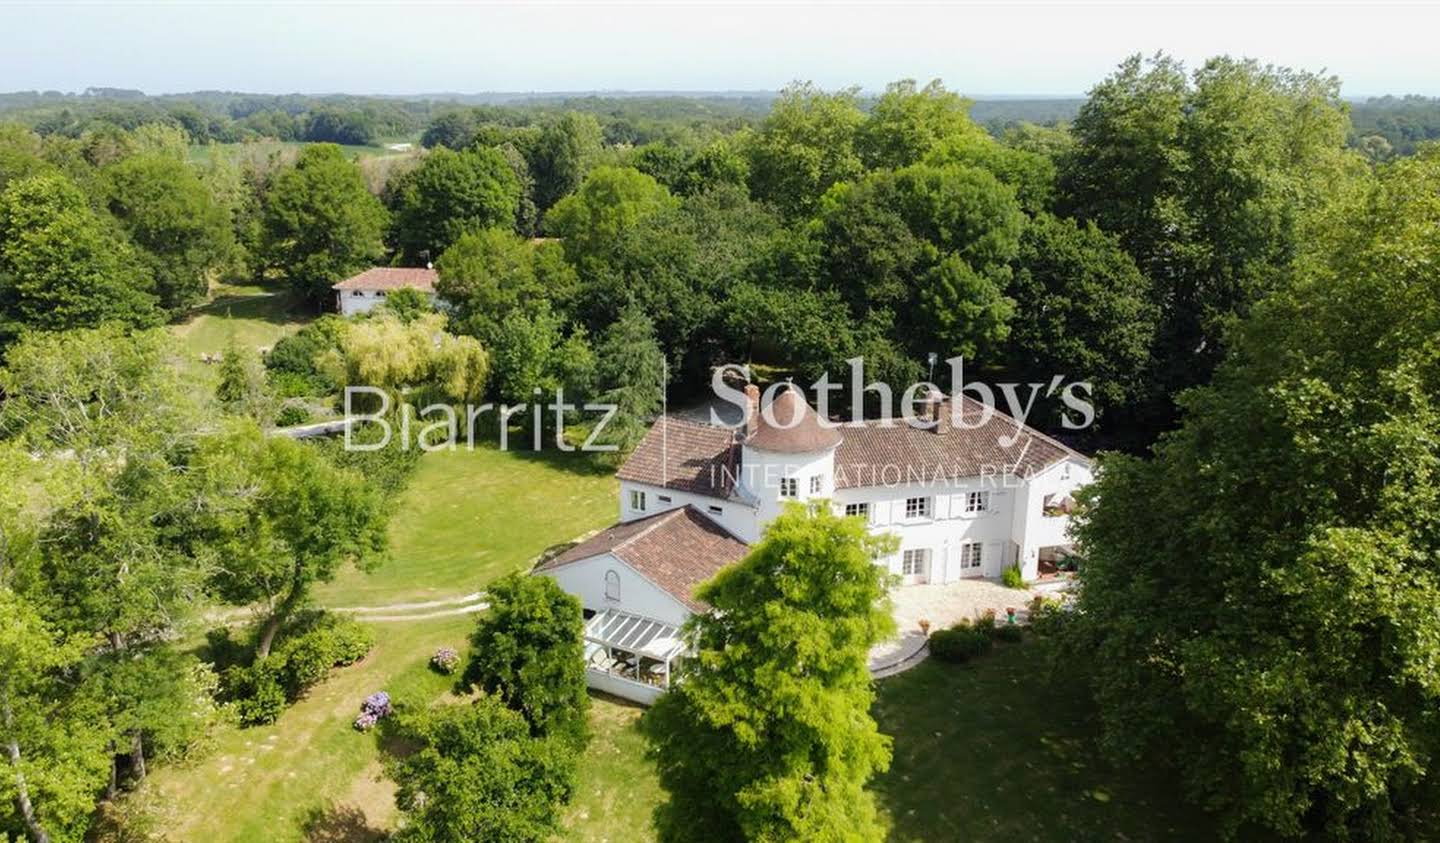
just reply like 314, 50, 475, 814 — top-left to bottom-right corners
264, 315, 345, 387
354, 690, 393, 731
431, 647, 461, 674
223, 662, 288, 726
1029, 599, 1071, 638
267, 369, 328, 399
1002, 564, 1026, 589
995, 623, 1024, 643
216, 612, 376, 725
928, 623, 993, 663
274, 402, 312, 427
327, 618, 376, 665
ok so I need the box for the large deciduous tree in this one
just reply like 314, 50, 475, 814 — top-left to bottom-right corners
434, 228, 578, 342
388, 695, 578, 843
544, 165, 675, 271
104, 152, 235, 314
0, 588, 111, 843
532, 112, 603, 212
745, 82, 865, 219
643, 505, 897, 842
816, 161, 1025, 362
1006, 213, 1157, 435
1070, 148, 1440, 838
387, 146, 521, 262
460, 574, 589, 744
857, 78, 982, 170
1058, 53, 1358, 432
199, 425, 387, 659
0, 174, 159, 340
261, 143, 387, 301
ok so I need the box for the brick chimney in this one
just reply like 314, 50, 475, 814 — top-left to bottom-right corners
925, 387, 948, 435
744, 383, 761, 439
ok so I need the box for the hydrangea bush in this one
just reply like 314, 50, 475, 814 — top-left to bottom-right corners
430, 646, 460, 675
354, 690, 393, 731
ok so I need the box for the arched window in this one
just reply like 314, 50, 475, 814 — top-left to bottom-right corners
604, 569, 621, 602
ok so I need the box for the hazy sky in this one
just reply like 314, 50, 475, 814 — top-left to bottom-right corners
5, 1, 1439, 97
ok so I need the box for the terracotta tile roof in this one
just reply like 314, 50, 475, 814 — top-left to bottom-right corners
537, 506, 750, 611
618, 394, 1088, 495
332, 267, 438, 292
832, 397, 1087, 489
615, 416, 738, 499
747, 383, 843, 453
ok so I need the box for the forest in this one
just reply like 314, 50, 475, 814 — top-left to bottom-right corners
1, 49, 1439, 842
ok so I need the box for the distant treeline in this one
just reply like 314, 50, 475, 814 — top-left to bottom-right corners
0, 88, 1089, 148
1350, 95, 1440, 157
2, 88, 1435, 158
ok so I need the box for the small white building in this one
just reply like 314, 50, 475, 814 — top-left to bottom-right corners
332, 267, 440, 317
540, 383, 1093, 703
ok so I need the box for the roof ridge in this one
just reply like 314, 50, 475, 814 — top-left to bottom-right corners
949, 394, 1088, 461
613, 505, 691, 553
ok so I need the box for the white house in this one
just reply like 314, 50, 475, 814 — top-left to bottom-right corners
332, 266, 440, 316
539, 383, 1093, 703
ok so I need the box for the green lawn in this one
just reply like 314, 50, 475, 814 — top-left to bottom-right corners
317, 445, 617, 607
565, 695, 663, 842
554, 641, 1214, 843
187, 140, 416, 166
873, 640, 1215, 841
172, 282, 313, 361
137, 445, 618, 842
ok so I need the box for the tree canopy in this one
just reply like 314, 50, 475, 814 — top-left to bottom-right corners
643, 505, 897, 842
388, 145, 521, 262
1069, 147, 1440, 839
261, 143, 387, 299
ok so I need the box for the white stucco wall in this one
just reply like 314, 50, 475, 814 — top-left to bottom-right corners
1008, 456, 1093, 579
541, 551, 692, 628
617, 481, 759, 543
835, 474, 1022, 584
738, 444, 837, 531
336, 289, 440, 317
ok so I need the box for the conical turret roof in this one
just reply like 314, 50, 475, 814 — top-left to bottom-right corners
746, 383, 843, 453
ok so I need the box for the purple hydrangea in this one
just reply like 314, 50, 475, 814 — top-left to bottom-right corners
354, 691, 392, 730
430, 647, 460, 674
362, 691, 392, 716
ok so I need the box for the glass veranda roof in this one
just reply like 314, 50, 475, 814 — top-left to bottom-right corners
584, 609, 688, 662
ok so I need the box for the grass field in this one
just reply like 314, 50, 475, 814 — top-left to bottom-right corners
138, 444, 618, 842
187, 140, 416, 166
172, 282, 313, 359
565, 696, 663, 842
873, 641, 1214, 841
316, 445, 617, 608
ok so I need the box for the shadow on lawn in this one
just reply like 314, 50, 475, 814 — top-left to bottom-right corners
872, 639, 1215, 842
300, 802, 386, 843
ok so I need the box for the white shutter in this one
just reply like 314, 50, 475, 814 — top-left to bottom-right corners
950, 493, 968, 517
872, 499, 890, 525
933, 494, 949, 520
